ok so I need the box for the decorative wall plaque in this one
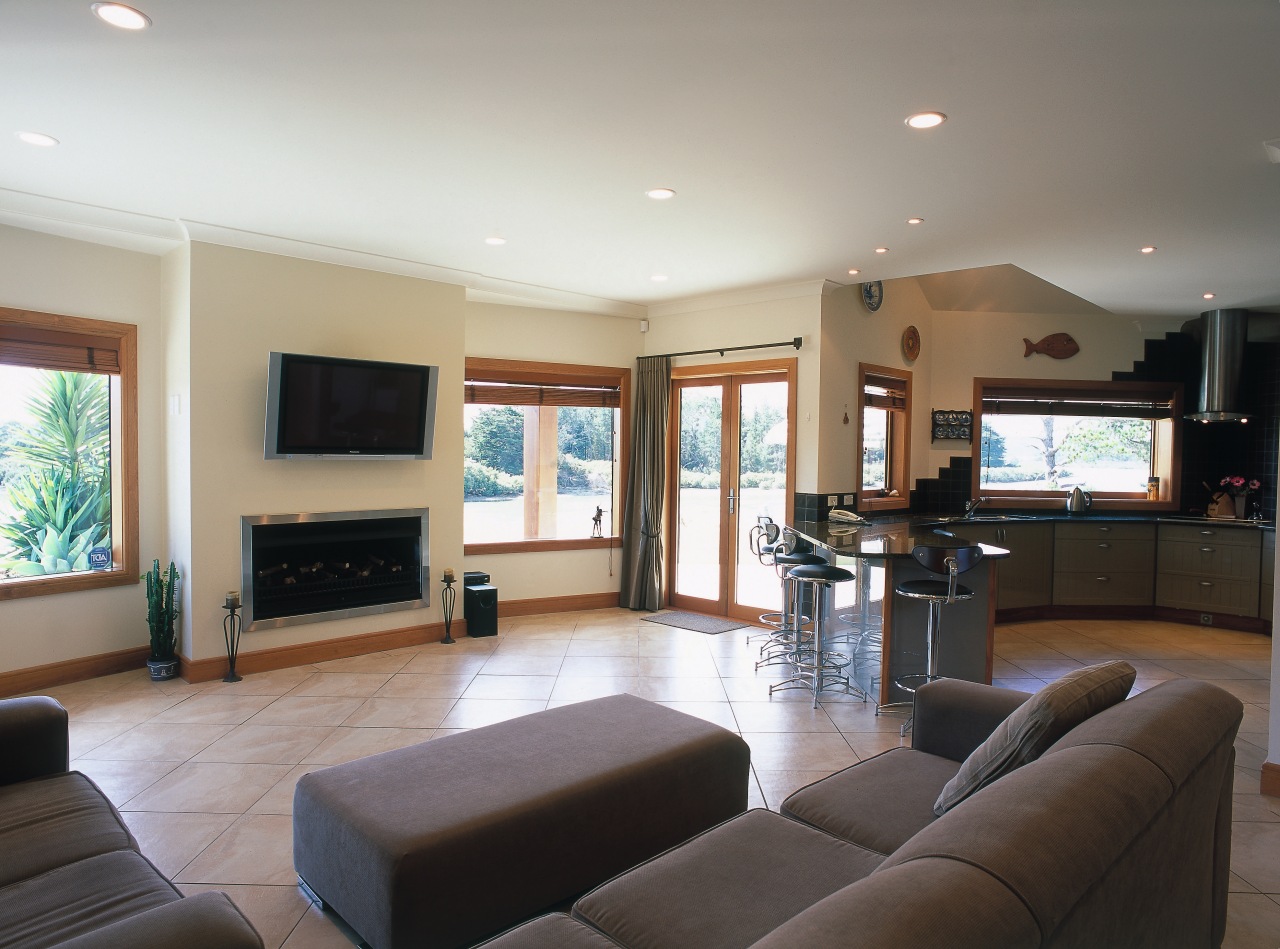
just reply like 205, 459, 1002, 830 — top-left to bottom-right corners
931, 409, 973, 442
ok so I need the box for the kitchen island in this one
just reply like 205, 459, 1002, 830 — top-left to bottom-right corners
787, 518, 1009, 710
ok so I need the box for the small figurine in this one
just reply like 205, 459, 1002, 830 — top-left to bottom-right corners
591, 506, 604, 537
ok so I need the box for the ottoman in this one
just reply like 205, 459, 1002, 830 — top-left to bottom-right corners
293, 693, 750, 949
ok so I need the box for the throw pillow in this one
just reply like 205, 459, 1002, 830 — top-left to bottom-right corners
933, 659, 1136, 815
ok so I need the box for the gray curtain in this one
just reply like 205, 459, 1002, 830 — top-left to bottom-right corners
619, 355, 672, 610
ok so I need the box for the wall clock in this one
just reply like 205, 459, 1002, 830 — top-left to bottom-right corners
902, 325, 921, 360
861, 280, 884, 312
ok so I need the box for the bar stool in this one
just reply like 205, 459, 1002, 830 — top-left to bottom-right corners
889, 543, 984, 735
754, 548, 826, 671
770, 561, 857, 707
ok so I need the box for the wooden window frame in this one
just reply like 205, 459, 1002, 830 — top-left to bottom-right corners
971, 377, 1183, 511
857, 363, 912, 513
464, 357, 631, 555
0, 307, 139, 600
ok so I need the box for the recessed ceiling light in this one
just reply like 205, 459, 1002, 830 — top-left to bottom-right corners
905, 112, 947, 129
847, 269, 861, 276
91, 3, 151, 29
906, 217, 924, 225
16, 131, 59, 147
1203, 292, 1216, 300
650, 274, 668, 282
645, 188, 676, 200
874, 247, 889, 254
484, 236, 506, 246
1140, 246, 1157, 254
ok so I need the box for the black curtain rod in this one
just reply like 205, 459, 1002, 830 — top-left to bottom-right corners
647, 337, 803, 360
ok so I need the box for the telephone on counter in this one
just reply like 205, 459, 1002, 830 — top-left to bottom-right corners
828, 508, 866, 525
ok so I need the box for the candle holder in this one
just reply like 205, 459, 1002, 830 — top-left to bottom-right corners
222, 591, 243, 682
440, 577, 457, 644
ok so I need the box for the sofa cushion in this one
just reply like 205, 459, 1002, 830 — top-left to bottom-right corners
477, 913, 624, 949
780, 747, 961, 855
0, 850, 178, 949
0, 771, 136, 888
933, 659, 1136, 815
573, 808, 883, 949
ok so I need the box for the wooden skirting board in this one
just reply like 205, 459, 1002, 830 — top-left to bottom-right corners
2, 591, 623, 694
1263, 762, 1280, 800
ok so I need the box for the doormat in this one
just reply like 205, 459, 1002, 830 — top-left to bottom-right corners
642, 611, 749, 635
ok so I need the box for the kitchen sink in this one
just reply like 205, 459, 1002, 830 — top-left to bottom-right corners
933, 514, 1038, 523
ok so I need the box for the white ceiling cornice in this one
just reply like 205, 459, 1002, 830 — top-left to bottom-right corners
0, 188, 186, 255
647, 279, 838, 320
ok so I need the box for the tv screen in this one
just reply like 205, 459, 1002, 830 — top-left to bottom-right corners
264, 352, 438, 459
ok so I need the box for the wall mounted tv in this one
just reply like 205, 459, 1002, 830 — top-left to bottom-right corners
264, 352, 439, 460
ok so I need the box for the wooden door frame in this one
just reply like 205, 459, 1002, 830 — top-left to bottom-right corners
665, 358, 798, 613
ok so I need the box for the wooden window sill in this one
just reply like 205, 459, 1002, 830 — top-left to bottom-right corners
464, 537, 623, 555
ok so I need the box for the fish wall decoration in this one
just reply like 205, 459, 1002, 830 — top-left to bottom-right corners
1023, 333, 1079, 359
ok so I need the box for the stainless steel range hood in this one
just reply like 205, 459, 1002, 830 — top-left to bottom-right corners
1185, 309, 1250, 423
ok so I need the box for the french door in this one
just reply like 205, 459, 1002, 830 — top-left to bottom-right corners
668, 361, 795, 621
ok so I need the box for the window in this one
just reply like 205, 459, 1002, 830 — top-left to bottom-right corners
0, 307, 138, 599
464, 358, 630, 553
973, 378, 1182, 508
857, 363, 911, 512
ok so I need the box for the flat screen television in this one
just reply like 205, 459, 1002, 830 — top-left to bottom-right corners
264, 352, 439, 460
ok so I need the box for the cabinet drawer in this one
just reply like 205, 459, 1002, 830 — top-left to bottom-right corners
1054, 537, 1155, 573
1055, 522, 1155, 543
1054, 571, 1153, 606
1155, 574, 1259, 616
1158, 540, 1261, 580
1158, 523, 1264, 548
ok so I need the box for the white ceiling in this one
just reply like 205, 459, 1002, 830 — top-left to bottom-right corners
3, 0, 1280, 317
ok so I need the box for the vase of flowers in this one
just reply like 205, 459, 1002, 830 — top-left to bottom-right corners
1219, 476, 1261, 519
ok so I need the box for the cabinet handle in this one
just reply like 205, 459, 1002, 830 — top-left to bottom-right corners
1096, 576, 1110, 582
1200, 546, 1216, 553
1199, 581, 1214, 587
1098, 543, 1111, 549
1199, 530, 1215, 536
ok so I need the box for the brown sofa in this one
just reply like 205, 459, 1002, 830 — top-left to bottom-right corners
481, 676, 1243, 949
0, 696, 264, 949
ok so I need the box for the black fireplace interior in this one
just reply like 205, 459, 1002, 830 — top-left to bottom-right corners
249, 515, 424, 623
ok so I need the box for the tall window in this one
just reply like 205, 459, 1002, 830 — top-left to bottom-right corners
0, 308, 138, 598
973, 378, 1181, 507
464, 358, 630, 553
857, 363, 911, 512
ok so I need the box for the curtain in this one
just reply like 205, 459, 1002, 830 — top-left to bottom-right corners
618, 355, 671, 610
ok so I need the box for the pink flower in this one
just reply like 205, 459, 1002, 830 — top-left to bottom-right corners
1249, 479, 1262, 490
1229, 476, 1246, 488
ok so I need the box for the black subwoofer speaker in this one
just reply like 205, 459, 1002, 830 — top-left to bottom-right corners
464, 583, 498, 637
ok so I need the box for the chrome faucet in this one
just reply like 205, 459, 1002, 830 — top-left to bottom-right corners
963, 497, 989, 519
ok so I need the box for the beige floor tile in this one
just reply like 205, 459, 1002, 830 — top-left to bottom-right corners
741, 732, 858, 772
1003, 659, 1087, 680
374, 673, 476, 699
303, 726, 433, 765
439, 699, 548, 728
992, 677, 1046, 692
67, 720, 135, 758
150, 693, 278, 725
639, 655, 720, 677
656, 701, 739, 731
501, 626, 578, 642
1121, 643, 1208, 661
281, 903, 365, 948
729, 701, 837, 733
398, 653, 491, 676
247, 695, 367, 726
558, 655, 641, 678
572, 626, 643, 642
176, 814, 297, 886
1235, 737, 1270, 772
564, 638, 639, 657
340, 697, 456, 728
312, 652, 414, 674
80, 722, 234, 761
71, 691, 188, 722
462, 674, 556, 701
1231, 871, 1261, 894
285, 672, 394, 697
753, 770, 836, 810
1233, 793, 1280, 823
1153, 659, 1265, 680
637, 638, 715, 658
478, 655, 565, 676
122, 761, 293, 812
492, 639, 571, 656
1224, 893, 1280, 949
193, 724, 336, 764
1231, 822, 1280, 893
120, 811, 238, 877
1209, 679, 1274, 705
178, 884, 314, 949
822, 701, 906, 733
747, 772, 767, 811
718, 677, 813, 702
548, 677, 638, 702
249, 764, 330, 815
631, 676, 728, 702
198, 667, 320, 697
844, 731, 908, 761
70, 757, 179, 805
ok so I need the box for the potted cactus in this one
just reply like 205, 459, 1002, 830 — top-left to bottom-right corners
145, 559, 181, 681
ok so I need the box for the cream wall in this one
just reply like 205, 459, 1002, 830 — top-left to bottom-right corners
183, 243, 466, 663
462, 302, 641, 601
0, 225, 166, 673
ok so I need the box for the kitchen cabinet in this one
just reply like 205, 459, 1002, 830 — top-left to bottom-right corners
1053, 522, 1155, 606
1156, 523, 1262, 617
948, 521, 1053, 610
1261, 532, 1274, 621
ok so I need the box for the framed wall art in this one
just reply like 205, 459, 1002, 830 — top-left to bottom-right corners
931, 409, 972, 442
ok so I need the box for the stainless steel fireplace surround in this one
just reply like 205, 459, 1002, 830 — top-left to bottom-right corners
240, 508, 429, 631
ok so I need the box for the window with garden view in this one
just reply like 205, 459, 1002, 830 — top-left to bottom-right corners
0, 308, 137, 597
463, 359, 629, 551
973, 379, 1181, 506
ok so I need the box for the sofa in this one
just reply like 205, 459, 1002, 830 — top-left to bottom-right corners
0, 695, 264, 949
478, 671, 1243, 949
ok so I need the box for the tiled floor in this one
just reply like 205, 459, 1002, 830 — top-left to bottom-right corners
28, 609, 1280, 948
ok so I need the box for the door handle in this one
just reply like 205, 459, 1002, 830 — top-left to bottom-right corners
727, 488, 736, 515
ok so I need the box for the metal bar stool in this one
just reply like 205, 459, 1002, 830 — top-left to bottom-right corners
754, 549, 826, 671
885, 543, 984, 735
769, 561, 858, 707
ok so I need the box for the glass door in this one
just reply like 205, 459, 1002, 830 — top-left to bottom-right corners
669, 369, 792, 618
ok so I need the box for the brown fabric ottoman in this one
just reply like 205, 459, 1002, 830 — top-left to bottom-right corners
293, 693, 750, 949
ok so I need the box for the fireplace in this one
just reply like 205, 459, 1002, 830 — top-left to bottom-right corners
240, 508, 429, 630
